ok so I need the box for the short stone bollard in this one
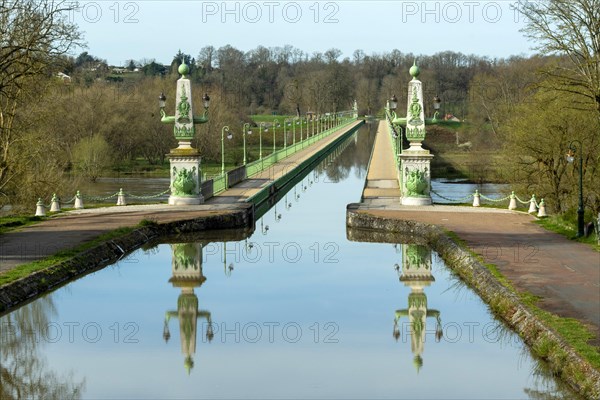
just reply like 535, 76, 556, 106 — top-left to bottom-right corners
50, 193, 61, 212
116, 188, 126, 206
35, 198, 46, 217
528, 194, 537, 214
508, 191, 517, 210
472, 190, 480, 207
537, 199, 547, 218
74, 190, 84, 209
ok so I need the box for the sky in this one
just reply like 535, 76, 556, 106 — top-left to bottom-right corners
69, 1, 535, 66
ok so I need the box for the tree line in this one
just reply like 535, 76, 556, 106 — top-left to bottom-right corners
1, 0, 598, 220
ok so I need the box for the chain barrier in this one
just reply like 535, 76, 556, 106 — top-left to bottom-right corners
479, 193, 511, 203
430, 188, 473, 203
59, 196, 77, 205
125, 188, 171, 199
82, 192, 119, 201
515, 195, 531, 205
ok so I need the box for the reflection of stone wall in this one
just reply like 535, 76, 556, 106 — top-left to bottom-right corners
0, 205, 254, 314
346, 209, 600, 399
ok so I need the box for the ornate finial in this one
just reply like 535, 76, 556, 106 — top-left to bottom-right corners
409, 60, 420, 79
184, 356, 194, 375
413, 355, 423, 373
178, 62, 190, 78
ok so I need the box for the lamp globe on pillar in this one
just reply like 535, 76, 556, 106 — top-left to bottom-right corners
389, 95, 398, 113
433, 95, 441, 121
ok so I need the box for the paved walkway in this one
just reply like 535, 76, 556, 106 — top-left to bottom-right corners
361, 121, 401, 205
0, 121, 362, 274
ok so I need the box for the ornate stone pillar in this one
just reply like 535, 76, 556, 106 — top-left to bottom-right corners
160, 63, 209, 205
400, 64, 434, 206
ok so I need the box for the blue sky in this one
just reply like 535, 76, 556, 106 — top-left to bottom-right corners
70, 1, 533, 66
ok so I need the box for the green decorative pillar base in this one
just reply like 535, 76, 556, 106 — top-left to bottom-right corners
399, 150, 434, 206
168, 150, 203, 205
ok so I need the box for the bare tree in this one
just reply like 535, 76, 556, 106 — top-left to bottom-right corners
517, 0, 600, 114
0, 0, 82, 204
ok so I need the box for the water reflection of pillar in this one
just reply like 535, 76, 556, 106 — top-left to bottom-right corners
163, 243, 214, 375
393, 244, 442, 373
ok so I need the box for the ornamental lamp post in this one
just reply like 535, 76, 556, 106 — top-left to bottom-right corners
272, 119, 279, 152
284, 118, 291, 148
433, 94, 441, 116
159, 62, 210, 205
221, 126, 232, 176
566, 140, 584, 237
242, 122, 252, 165
389, 94, 398, 112
258, 122, 267, 159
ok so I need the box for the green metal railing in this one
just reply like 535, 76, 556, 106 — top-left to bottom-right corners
212, 112, 357, 196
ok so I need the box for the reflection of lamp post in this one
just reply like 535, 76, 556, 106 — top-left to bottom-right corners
223, 242, 234, 277
261, 218, 269, 234
242, 122, 252, 165
274, 204, 282, 222
221, 126, 232, 176
566, 140, 584, 237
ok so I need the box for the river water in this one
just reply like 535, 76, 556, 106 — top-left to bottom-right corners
0, 124, 579, 399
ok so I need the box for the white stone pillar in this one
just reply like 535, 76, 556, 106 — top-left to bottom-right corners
35, 198, 46, 216
74, 191, 84, 209
50, 194, 61, 212
473, 190, 481, 207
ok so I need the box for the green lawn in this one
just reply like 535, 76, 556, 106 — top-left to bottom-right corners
250, 114, 296, 124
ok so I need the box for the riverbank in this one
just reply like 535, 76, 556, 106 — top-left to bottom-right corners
346, 204, 600, 400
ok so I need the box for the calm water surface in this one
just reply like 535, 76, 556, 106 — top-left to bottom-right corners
1, 125, 578, 399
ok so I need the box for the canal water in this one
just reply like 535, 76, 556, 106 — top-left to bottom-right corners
0, 125, 578, 399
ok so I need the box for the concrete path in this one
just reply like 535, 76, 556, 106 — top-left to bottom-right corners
361, 121, 401, 205
0, 121, 361, 274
